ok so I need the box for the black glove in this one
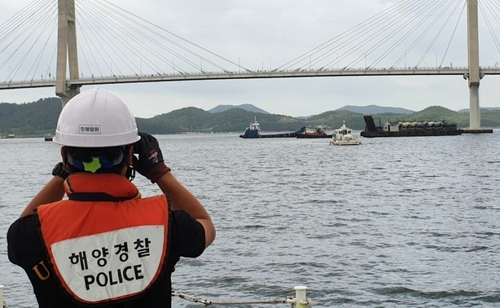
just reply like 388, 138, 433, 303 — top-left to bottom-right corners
133, 132, 171, 183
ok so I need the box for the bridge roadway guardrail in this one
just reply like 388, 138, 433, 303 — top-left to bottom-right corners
2, 67, 500, 90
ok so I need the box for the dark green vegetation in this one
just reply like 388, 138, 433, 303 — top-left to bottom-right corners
1, 98, 499, 137
0, 98, 63, 137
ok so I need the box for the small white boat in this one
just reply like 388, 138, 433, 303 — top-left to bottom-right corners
330, 121, 362, 146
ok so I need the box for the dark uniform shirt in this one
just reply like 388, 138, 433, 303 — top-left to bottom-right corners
7, 208, 205, 308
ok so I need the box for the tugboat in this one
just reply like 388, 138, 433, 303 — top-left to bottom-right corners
330, 121, 362, 146
239, 117, 262, 138
296, 126, 332, 138
360, 115, 463, 137
239, 117, 305, 138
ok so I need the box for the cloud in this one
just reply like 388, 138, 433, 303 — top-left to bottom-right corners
1, 0, 499, 120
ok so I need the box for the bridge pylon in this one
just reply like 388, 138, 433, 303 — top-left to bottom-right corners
465, 0, 492, 133
56, 0, 80, 107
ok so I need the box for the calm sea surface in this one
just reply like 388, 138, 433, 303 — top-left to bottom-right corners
1, 131, 500, 307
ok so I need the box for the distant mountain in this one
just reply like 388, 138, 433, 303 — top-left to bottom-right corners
336, 105, 414, 115
410, 106, 463, 120
208, 104, 270, 114
2, 98, 499, 137
458, 107, 500, 113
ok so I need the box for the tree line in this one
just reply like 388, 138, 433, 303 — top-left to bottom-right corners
1, 98, 498, 137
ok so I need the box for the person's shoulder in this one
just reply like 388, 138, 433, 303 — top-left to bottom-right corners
7, 214, 40, 237
7, 214, 41, 264
7, 214, 40, 246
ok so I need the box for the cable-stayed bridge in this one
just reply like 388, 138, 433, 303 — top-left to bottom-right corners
1, 0, 499, 131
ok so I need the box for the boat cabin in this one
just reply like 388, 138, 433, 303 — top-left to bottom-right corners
248, 121, 260, 132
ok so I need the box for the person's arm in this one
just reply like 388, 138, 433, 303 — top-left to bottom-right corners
156, 172, 216, 248
19, 176, 66, 218
132, 132, 216, 248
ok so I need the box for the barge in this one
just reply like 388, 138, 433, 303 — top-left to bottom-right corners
239, 118, 305, 138
360, 115, 463, 137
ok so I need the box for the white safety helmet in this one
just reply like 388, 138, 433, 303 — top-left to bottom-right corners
53, 88, 141, 147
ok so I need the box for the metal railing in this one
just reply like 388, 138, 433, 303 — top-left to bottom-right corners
0, 284, 311, 308
173, 286, 312, 307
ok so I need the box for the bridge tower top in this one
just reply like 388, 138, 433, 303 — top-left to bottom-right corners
56, 0, 80, 106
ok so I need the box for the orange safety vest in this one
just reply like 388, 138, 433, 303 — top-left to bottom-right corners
36, 173, 170, 305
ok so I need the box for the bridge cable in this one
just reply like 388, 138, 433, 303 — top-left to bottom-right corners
341, 0, 442, 69
77, 1, 141, 77
279, 0, 467, 72
80, 3, 178, 76
278, 0, 443, 71
275, 0, 413, 71
373, 0, 454, 68
437, 2, 466, 69
75, 20, 106, 78
100, 0, 251, 73
0, 0, 56, 82
380, 0, 458, 69
479, 1, 500, 56
77, 0, 231, 76
276, 0, 441, 71
86, 0, 200, 74
78, 0, 176, 77
20, 2, 58, 82
74, 12, 121, 78
487, 0, 500, 29
25, 16, 58, 83
0, 0, 51, 81
378, 0, 460, 69
308, 0, 420, 70
338, 0, 440, 69
0, 0, 49, 45
413, 0, 459, 69
397, 0, 462, 69
76, 27, 103, 78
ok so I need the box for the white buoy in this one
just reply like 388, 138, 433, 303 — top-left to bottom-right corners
294, 286, 308, 308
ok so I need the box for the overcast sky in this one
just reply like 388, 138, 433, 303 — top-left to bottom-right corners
2, 0, 500, 118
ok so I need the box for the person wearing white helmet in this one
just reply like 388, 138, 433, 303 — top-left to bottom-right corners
7, 88, 216, 308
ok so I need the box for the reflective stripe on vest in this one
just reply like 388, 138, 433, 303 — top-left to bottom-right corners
36, 194, 169, 304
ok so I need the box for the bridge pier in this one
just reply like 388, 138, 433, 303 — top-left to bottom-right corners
462, 85, 492, 133
469, 85, 480, 129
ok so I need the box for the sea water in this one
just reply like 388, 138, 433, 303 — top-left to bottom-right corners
1, 132, 500, 307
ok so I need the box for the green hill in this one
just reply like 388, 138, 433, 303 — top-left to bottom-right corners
0, 98, 62, 136
371, 106, 470, 128
0, 98, 498, 137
